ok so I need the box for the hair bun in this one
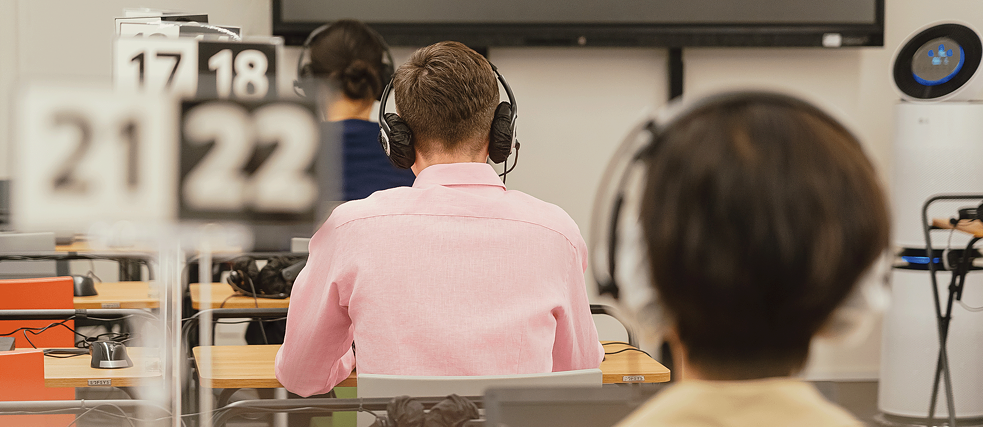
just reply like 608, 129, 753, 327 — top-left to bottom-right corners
341, 59, 380, 100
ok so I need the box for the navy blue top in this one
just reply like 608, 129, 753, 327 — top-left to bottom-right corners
338, 119, 416, 201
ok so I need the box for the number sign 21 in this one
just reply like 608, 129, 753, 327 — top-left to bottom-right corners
13, 82, 177, 232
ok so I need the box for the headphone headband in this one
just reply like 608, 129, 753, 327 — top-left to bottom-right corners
589, 90, 886, 350
293, 21, 395, 100
592, 90, 858, 297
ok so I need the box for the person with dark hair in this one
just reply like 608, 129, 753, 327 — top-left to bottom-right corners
614, 93, 889, 426
305, 19, 414, 201
276, 41, 603, 396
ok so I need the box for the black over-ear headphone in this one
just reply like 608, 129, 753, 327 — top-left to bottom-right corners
226, 256, 308, 299
377, 64, 519, 170
293, 22, 395, 100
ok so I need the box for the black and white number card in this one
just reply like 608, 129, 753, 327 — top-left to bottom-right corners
114, 37, 198, 97
114, 37, 280, 100
12, 82, 177, 232
195, 39, 279, 100
179, 99, 319, 222
118, 21, 180, 38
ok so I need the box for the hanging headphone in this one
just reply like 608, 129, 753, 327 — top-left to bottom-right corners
293, 22, 395, 101
377, 63, 519, 170
589, 91, 890, 347
226, 256, 308, 299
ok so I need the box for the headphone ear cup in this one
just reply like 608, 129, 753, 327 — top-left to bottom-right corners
227, 256, 260, 296
380, 112, 416, 169
257, 256, 294, 296
489, 102, 514, 164
299, 63, 313, 79
230, 257, 260, 282
294, 64, 314, 98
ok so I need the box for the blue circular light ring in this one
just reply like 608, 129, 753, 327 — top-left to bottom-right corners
913, 46, 966, 86
893, 23, 982, 100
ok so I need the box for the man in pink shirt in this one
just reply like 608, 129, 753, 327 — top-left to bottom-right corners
275, 41, 604, 397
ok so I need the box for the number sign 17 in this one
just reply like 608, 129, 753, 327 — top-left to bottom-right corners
114, 37, 197, 96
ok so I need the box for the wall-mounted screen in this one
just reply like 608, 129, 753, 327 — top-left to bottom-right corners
273, 0, 883, 47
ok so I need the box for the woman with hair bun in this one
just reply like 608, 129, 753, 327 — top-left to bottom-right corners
306, 19, 415, 201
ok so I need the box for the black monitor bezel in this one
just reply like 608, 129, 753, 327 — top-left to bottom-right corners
272, 0, 884, 48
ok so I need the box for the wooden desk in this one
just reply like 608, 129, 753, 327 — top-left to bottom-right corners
43, 347, 161, 388
73, 281, 158, 309
932, 218, 983, 238
193, 341, 669, 389
189, 283, 290, 310
600, 342, 670, 383
55, 241, 91, 252
193, 345, 355, 389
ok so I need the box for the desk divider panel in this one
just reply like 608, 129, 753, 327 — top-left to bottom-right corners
0, 350, 74, 426
0, 277, 75, 348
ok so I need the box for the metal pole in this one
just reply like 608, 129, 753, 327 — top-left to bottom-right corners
213, 396, 483, 427
921, 194, 983, 426
0, 308, 156, 320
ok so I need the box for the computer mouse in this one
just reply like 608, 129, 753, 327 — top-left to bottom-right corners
71, 275, 98, 297
89, 340, 132, 369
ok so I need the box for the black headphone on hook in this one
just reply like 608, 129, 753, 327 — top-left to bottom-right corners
226, 256, 308, 299
293, 22, 395, 101
377, 63, 520, 173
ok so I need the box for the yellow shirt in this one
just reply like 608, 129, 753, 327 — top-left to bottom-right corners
616, 378, 863, 427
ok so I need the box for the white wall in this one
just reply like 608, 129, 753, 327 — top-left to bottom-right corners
2, 0, 981, 379
0, 0, 271, 179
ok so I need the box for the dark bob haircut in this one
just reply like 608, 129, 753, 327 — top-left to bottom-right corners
640, 92, 890, 380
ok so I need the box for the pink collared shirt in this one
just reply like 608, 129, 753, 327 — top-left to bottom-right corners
275, 162, 604, 396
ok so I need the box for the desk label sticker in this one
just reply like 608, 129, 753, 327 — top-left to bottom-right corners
622, 375, 645, 382
88, 379, 112, 386
101, 303, 121, 309
12, 82, 177, 232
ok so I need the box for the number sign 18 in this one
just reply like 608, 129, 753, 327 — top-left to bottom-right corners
12, 82, 178, 233
196, 40, 279, 100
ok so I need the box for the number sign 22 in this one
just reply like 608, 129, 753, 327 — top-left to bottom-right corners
179, 99, 319, 222
196, 41, 278, 100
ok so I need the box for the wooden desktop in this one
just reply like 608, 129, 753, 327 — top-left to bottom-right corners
193, 341, 670, 390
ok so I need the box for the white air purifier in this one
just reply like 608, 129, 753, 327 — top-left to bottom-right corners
878, 21, 983, 424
